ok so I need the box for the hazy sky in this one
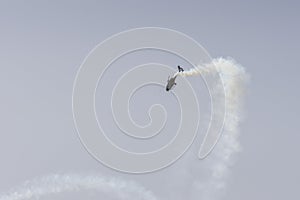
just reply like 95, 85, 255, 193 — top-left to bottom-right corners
0, 1, 299, 200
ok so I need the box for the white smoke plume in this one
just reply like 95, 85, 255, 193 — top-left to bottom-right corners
0, 174, 159, 200
184, 57, 248, 200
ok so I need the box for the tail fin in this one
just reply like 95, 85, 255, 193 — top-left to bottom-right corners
178, 66, 184, 72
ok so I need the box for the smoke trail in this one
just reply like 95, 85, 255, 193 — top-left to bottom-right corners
175, 65, 210, 77
0, 174, 158, 200
186, 57, 248, 200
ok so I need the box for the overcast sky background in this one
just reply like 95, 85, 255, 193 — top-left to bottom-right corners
0, 1, 299, 200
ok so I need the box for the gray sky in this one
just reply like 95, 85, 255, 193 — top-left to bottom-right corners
0, 1, 299, 200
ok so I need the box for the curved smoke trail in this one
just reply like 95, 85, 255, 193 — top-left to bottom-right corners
0, 174, 158, 200
184, 57, 248, 200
